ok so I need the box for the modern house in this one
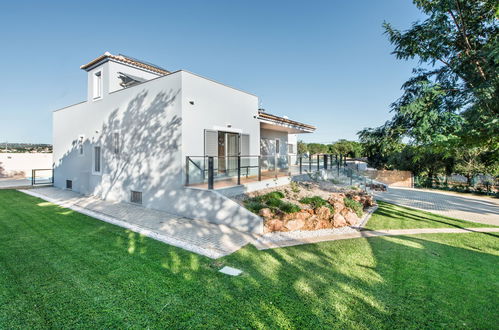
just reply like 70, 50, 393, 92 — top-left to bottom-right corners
53, 52, 315, 233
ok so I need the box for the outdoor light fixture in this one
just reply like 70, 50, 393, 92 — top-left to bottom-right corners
189, 101, 194, 105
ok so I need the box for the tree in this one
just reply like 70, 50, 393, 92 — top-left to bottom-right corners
358, 0, 498, 175
380, 0, 498, 146
454, 146, 488, 186
307, 143, 328, 155
297, 140, 308, 154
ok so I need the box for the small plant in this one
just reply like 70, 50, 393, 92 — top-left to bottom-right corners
300, 196, 333, 211
344, 198, 363, 217
330, 178, 342, 184
290, 181, 301, 193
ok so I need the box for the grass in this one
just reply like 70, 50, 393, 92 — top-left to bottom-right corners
299, 195, 333, 211
244, 191, 300, 214
1, 190, 498, 328
344, 197, 364, 217
364, 201, 496, 230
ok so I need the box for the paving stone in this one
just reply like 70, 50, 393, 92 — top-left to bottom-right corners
20, 187, 256, 258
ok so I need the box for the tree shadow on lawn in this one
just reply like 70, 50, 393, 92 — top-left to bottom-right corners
2, 192, 498, 328
368, 201, 497, 231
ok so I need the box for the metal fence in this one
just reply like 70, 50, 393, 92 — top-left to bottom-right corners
185, 154, 368, 190
31, 169, 54, 186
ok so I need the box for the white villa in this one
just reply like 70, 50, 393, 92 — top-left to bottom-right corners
53, 52, 315, 233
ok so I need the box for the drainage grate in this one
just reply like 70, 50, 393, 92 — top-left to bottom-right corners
130, 190, 142, 204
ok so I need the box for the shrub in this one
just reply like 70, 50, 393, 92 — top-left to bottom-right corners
279, 202, 301, 214
244, 200, 266, 214
244, 190, 301, 215
300, 196, 333, 211
344, 198, 363, 217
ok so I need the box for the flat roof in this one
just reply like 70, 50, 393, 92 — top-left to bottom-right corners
257, 111, 316, 132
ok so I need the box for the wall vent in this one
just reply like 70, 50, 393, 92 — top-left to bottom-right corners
66, 180, 72, 190
130, 191, 142, 204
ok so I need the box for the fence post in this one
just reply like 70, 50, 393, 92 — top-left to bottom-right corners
309, 156, 312, 172
299, 155, 302, 174
208, 156, 214, 189
32, 169, 35, 186
258, 155, 262, 181
185, 156, 189, 186
324, 154, 328, 170
52, 169, 54, 184
317, 154, 320, 171
237, 156, 241, 185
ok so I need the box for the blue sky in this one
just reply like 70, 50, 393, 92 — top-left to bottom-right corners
0, 0, 424, 144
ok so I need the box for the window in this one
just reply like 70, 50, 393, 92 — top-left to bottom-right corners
130, 191, 142, 204
113, 132, 120, 154
288, 144, 294, 154
77, 135, 85, 156
93, 71, 102, 99
93, 146, 101, 174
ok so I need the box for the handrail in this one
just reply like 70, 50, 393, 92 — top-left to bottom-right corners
188, 157, 204, 172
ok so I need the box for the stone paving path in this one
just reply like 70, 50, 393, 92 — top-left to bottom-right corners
20, 187, 255, 259
253, 227, 499, 250
0, 178, 33, 189
373, 187, 499, 226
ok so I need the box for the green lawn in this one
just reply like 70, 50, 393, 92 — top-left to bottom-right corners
1, 190, 498, 328
364, 201, 495, 230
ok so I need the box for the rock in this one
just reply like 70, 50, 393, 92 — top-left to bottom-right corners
333, 202, 345, 213
315, 219, 331, 230
285, 219, 305, 231
352, 195, 361, 202
259, 208, 273, 219
265, 219, 284, 232
340, 208, 350, 216
332, 214, 347, 227
316, 206, 331, 220
295, 211, 312, 221
344, 212, 358, 226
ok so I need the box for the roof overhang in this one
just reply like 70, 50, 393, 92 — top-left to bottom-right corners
257, 111, 315, 134
80, 52, 170, 75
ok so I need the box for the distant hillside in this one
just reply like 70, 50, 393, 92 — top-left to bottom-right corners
0, 143, 52, 153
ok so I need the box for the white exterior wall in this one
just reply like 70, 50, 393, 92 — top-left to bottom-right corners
287, 134, 297, 154
260, 128, 288, 155
107, 61, 162, 93
180, 71, 260, 159
54, 71, 183, 203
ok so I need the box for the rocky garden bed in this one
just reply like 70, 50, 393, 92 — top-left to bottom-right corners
235, 182, 376, 233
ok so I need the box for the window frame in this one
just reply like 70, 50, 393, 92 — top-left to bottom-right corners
92, 145, 102, 175
93, 70, 103, 100
112, 131, 120, 155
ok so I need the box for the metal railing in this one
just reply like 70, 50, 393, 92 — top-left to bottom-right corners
31, 169, 54, 186
185, 154, 358, 190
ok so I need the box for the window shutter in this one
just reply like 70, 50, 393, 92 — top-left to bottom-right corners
240, 134, 250, 156
204, 130, 218, 156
